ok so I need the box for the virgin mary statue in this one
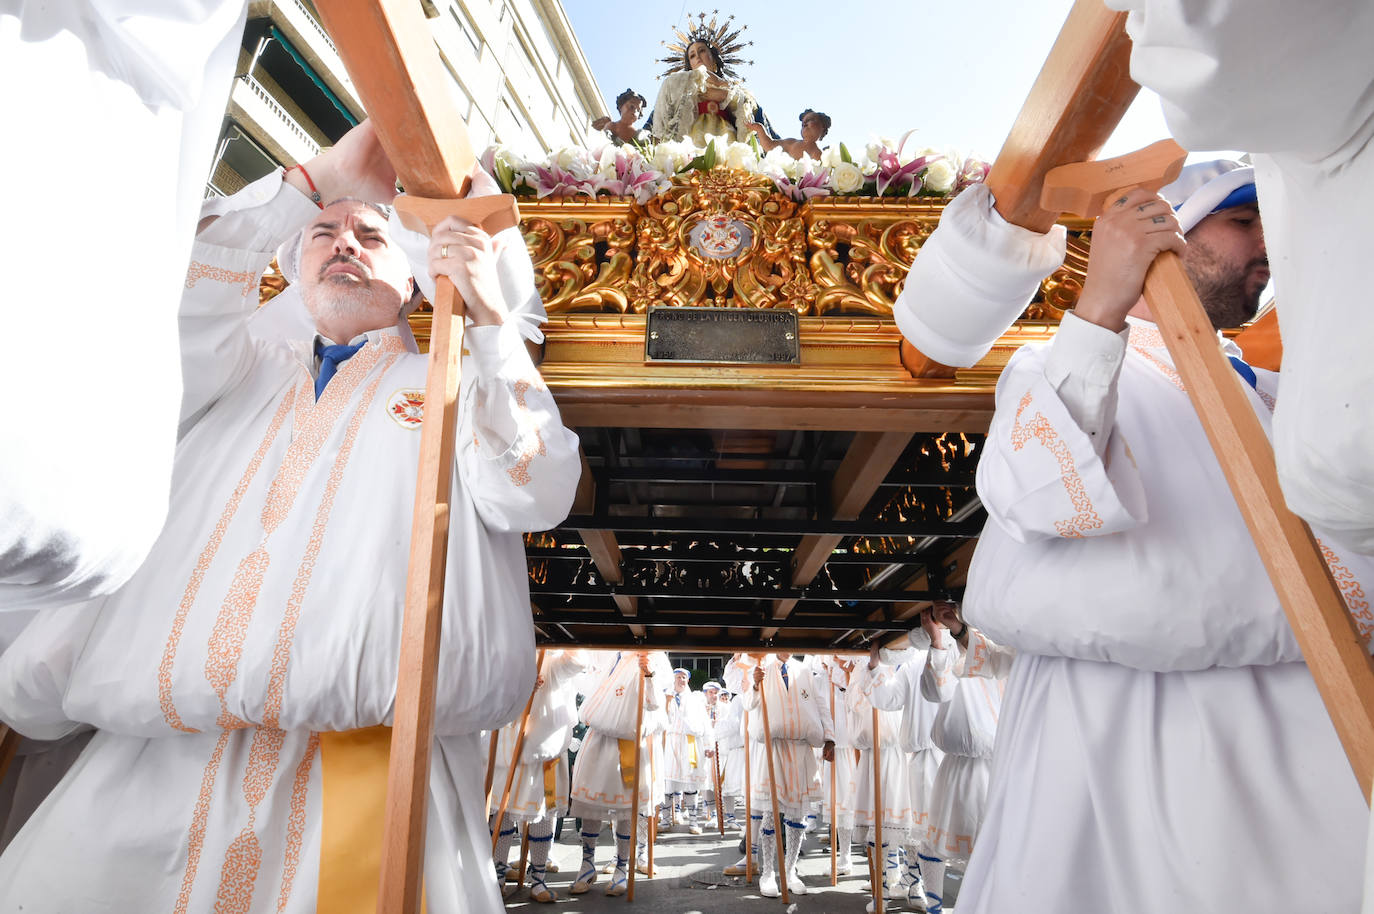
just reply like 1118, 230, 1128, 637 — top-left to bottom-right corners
649, 12, 777, 145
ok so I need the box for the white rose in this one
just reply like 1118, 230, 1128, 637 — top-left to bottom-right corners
553, 146, 582, 170
923, 158, 956, 194
819, 145, 845, 169
830, 161, 864, 194
724, 141, 758, 170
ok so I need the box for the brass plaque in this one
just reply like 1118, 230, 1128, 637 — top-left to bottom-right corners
645, 307, 800, 365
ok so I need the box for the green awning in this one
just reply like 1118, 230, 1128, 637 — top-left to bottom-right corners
270, 25, 358, 127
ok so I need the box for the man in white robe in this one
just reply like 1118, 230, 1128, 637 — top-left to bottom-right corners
919, 605, 1012, 914
1106, 0, 1374, 554
738, 652, 835, 898
866, 617, 947, 912
663, 667, 708, 830
486, 649, 586, 903
2, 1, 249, 607
847, 656, 914, 905
698, 679, 724, 830
567, 650, 672, 896
0, 121, 582, 914
918, 164, 1374, 912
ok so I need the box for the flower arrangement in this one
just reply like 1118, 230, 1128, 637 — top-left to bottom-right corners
481, 130, 990, 204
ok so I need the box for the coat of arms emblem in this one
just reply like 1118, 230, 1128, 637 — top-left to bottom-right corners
386, 389, 425, 428
688, 214, 752, 260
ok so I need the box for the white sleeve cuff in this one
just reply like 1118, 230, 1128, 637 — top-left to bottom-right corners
197, 171, 321, 253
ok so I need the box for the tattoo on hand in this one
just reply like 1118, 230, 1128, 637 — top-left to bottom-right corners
1152, 215, 1167, 224
1114, 195, 1129, 207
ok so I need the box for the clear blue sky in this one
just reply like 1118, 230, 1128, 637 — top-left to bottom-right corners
563, 1, 1233, 162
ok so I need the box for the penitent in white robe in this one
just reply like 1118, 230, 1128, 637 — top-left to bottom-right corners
919, 630, 1010, 866
956, 310, 1374, 913
0, 172, 582, 914
846, 662, 915, 842
867, 640, 945, 839
1106, 0, 1374, 554
487, 650, 586, 823
2, 1, 248, 607
663, 687, 708, 793
740, 657, 833, 822
568, 652, 672, 820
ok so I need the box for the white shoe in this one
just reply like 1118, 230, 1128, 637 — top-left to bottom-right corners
759, 873, 780, 898
688, 824, 704, 835
836, 858, 853, 876
787, 872, 807, 896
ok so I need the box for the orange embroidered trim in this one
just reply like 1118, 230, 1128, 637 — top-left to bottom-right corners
214, 828, 263, 914
262, 343, 384, 534
1128, 325, 1187, 392
967, 631, 989, 677
186, 261, 257, 298
1318, 539, 1374, 643
174, 729, 233, 914
505, 378, 547, 488
207, 546, 271, 729
275, 733, 320, 913
242, 727, 287, 810
161, 393, 293, 732
1257, 388, 1277, 412
263, 358, 396, 728
1009, 391, 1105, 538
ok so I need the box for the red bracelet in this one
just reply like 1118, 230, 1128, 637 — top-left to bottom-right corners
288, 164, 324, 208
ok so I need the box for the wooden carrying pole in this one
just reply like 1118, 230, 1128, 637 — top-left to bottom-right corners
756, 669, 790, 903
743, 709, 754, 881
713, 740, 726, 836
628, 666, 645, 901
491, 649, 548, 852
0, 725, 20, 785
870, 706, 884, 914
310, 3, 520, 911
1039, 142, 1374, 802
829, 682, 838, 886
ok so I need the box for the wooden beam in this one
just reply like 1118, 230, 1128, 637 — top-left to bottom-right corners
765, 431, 916, 639
986, 0, 1138, 232
312, 3, 517, 911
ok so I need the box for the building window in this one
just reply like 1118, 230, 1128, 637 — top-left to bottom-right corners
449, 2, 481, 54
437, 49, 476, 120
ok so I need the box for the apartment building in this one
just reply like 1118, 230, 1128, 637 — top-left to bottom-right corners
208, 0, 607, 196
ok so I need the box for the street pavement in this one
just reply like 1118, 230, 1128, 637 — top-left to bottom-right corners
499, 820, 962, 913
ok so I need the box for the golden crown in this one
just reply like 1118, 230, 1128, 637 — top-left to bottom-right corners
658, 10, 754, 79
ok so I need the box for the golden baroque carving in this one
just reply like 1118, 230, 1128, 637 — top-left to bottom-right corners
627, 169, 820, 313
807, 200, 944, 316
524, 201, 637, 313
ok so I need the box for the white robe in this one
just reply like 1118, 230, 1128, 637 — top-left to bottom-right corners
868, 640, 946, 839
487, 650, 586, 823
847, 663, 915, 840
1106, 0, 1374, 553
957, 312, 1374, 912
740, 657, 833, 821
663, 688, 708, 792
2, 1, 248, 608
920, 631, 1009, 865
0, 173, 582, 914
568, 652, 672, 820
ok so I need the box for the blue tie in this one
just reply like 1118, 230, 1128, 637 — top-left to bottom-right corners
1228, 355, 1258, 391
315, 340, 365, 400
780, 665, 789, 690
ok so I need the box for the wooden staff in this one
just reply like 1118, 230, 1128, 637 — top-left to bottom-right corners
515, 824, 530, 885
755, 666, 790, 904
311, 3, 520, 911
648, 732, 662, 878
829, 681, 838, 886
491, 649, 548, 853
0, 724, 21, 784
628, 662, 645, 902
483, 731, 499, 820
743, 706, 754, 882
871, 704, 884, 914
712, 739, 726, 836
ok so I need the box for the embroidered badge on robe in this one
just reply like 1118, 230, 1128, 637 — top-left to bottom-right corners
386, 389, 425, 428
